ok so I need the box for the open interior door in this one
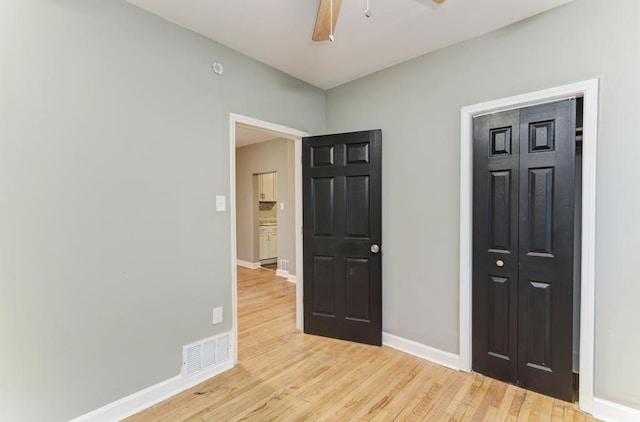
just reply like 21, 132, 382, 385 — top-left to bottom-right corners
302, 130, 382, 346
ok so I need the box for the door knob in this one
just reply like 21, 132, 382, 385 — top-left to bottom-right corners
496, 259, 504, 267
370, 244, 380, 254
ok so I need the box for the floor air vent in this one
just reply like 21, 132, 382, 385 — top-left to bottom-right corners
183, 333, 231, 377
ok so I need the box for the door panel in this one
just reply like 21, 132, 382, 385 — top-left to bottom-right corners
523, 279, 553, 371
527, 168, 554, 256
488, 275, 511, 360
489, 170, 512, 252
473, 100, 575, 401
518, 101, 575, 401
312, 256, 336, 317
303, 130, 382, 346
473, 110, 520, 384
311, 177, 335, 236
345, 176, 370, 238
345, 257, 371, 321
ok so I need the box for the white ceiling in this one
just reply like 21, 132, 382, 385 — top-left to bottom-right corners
127, 0, 573, 90
235, 124, 283, 149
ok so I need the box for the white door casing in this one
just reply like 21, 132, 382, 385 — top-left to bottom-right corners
459, 79, 599, 414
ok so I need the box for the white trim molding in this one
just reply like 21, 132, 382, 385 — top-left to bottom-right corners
294, 138, 303, 330
275, 269, 297, 283
383, 332, 460, 371
593, 398, 640, 422
236, 259, 260, 269
459, 79, 599, 414
70, 360, 233, 422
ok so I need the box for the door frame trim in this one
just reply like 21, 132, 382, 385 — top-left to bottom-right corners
459, 79, 599, 413
229, 113, 308, 364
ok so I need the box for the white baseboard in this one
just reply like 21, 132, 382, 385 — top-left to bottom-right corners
236, 259, 260, 269
382, 332, 460, 371
593, 398, 640, 422
275, 269, 297, 283
70, 361, 234, 422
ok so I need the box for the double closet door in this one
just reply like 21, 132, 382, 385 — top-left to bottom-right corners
472, 100, 576, 402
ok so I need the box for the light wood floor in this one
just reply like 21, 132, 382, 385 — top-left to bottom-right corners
128, 267, 599, 421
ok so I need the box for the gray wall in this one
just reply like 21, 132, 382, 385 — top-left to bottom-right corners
235, 139, 296, 274
325, 0, 640, 410
2, 0, 639, 419
0, 1, 324, 421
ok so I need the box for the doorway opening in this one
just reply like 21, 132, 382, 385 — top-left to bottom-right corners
229, 114, 307, 363
459, 79, 598, 413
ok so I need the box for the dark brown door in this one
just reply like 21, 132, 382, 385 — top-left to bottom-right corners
302, 130, 382, 346
473, 100, 576, 401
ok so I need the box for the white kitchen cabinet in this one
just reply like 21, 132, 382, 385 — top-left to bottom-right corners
259, 232, 269, 260
268, 231, 277, 259
258, 172, 277, 202
258, 225, 277, 260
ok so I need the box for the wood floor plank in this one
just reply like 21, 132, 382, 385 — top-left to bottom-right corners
326, 352, 425, 420
368, 361, 446, 421
384, 363, 449, 420
473, 377, 507, 421
127, 267, 599, 422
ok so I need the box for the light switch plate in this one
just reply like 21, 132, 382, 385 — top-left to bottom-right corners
212, 306, 223, 324
215, 195, 226, 211
280, 202, 284, 210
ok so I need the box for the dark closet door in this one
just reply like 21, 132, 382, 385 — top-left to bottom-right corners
302, 130, 382, 346
473, 100, 576, 401
517, 101, 575, 401
472, 109, 520, 384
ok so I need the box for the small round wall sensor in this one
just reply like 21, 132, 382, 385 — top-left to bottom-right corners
212, 62, 224, 75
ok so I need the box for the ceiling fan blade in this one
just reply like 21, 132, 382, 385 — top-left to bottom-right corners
312, 0, 343, 42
